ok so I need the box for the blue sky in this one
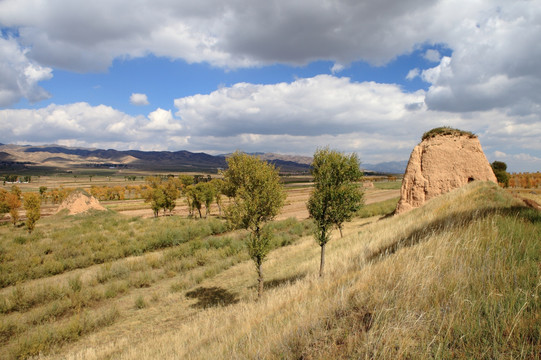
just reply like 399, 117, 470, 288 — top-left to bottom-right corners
21, 49, 438, 116
0, 0, 540, 172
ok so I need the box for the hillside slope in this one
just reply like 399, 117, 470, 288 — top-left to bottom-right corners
48, 182, 540, 359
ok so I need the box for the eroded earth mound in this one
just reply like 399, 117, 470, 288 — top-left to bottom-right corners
56, 191, 107, 215
395, 128, 497, 214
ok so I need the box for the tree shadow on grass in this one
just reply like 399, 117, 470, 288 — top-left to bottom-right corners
248, 273, 307, 291
185, 287, 239, 309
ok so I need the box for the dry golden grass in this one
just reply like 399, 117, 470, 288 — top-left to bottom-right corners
36, 181, 540, 359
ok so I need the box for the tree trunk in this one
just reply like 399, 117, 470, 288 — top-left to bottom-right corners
257, 261, 264, 300
319, 242, 326, 277
339, 225, 343, 238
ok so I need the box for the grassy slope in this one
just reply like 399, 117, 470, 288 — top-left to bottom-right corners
0, 214, 312, 359
66, 181, 539, 360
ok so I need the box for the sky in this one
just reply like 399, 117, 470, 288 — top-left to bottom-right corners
0, 0, 540, 172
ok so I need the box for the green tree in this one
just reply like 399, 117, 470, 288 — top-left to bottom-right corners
199, 182, 217, 217
210, 178, 225, 216
222, 152, 286, 299
307, 147, 364, 277
23, 192, 41, 233
39, 186, 48, 200
185, 184, 204, 218
162, 178, 180, 214
146, 187, 166, 218
491, 161, 509, 188
143, 176, 180, 217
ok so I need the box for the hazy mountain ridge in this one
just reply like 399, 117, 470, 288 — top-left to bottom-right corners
0, 144, 405, 174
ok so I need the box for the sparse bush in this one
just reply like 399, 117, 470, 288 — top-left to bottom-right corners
422, 126, 476, 140
134, 296, 146, 309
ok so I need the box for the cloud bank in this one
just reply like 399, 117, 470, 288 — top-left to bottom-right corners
1, 75, 540, 171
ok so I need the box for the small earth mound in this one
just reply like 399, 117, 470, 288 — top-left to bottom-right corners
56, 190, 107, 215
363, 181, 375, 188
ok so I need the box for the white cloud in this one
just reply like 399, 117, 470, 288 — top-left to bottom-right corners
1, 74, 541, 171
0, 0, 505, 71
174, 75, 425, 137
130, 93, 149, 106
331, 63, 345, 74
0, 36, 52, 106
0, 0, 540, 126
423, 49, 441, 62
406, 68, 420, 80
145, 108, 182, 131
422, 4, 541, 113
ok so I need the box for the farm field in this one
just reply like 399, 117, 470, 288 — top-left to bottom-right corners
0, 174, 401, 221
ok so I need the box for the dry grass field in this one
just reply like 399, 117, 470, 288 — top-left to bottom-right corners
1, 178, 539, 359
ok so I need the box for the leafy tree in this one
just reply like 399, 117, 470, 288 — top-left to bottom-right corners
39, 186, 48, 200
146, 187, 166, 218
307, 147, 364, 277
199, 182, 217, 217
143, 176, 180, 216
210, 178, 225, 216
11, 185, 21, 199
6, 192, 21, 226
491, 161, 509, 187
185, 184, 204, 218
162, 178, 180, 214
222, 152, 286, 299
0, 189, 10, 217
23, 192, 41, 233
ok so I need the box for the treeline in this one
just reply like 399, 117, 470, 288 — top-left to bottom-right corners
508, 172, 541, 188
0, 185, 41, 232
142, 174, 224, 218
2, 175, 32, 183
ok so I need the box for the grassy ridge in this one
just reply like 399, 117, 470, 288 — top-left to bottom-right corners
107, 182, 540, 359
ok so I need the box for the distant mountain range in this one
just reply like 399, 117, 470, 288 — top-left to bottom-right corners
362, 161, 408, 174
0, 144, 407, 174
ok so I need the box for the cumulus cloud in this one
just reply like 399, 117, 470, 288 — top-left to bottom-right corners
0, 0, 492, 70
1, 0, 540, 124
422, 4, 541, 113
145, 108, 182, 131
0, 102, 140, 143
0, 36, 52, 106
130, 93, 149, 106
174, 75, 425, 137
1, 74, 540, 170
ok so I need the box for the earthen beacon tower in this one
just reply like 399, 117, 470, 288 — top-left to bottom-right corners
395, 127, 497, 214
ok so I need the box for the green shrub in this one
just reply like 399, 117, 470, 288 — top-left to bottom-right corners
422, 126, 476, 141
134, 296, 146, 309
